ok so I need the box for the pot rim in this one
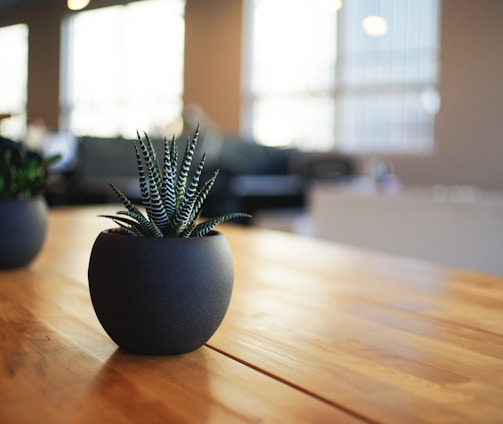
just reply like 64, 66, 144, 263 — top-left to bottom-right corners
101, 228, 222, 238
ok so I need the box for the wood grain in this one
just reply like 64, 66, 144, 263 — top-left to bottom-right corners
1, 205, 502, 423
0, 206, 361, 423
210, 226, 503, 424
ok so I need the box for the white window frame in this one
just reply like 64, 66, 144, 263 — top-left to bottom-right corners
242, 0, 441, 155
61, 0, 186, 139
0, 23, 29, 141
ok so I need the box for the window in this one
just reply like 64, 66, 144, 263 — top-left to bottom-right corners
62, 0, 185, 138
242, 0, 440, 154
0, 24, 29, 141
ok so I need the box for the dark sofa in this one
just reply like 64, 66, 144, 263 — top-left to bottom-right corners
46, 131, 355, 220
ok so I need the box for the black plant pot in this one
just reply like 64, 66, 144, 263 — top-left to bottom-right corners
88, 230, 234, 355
0, 196, 48, 269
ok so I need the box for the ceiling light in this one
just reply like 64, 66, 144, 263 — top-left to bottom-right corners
67, 0, 91, 11
362, 15, 388, 37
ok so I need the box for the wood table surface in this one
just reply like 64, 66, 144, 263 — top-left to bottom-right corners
1, 205, 502, 423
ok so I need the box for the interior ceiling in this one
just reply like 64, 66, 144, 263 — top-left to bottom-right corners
0, 0, 61, 12
0, 0, 34, 9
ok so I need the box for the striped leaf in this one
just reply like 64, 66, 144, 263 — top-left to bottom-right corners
133, 142, 151, 212
172, 153, 207, 232
175, 124, 199, 208
191, 213, 252, 237
117, 210, 162, 237
101, 215, 142, 236
189, 170, 219, 224
180, 210, 201, 237
101, 125, 251, 237
113, 219, 142, 236
136, 131, 161, 190
169, 136, 178, 177
135, 132, 168, 230
108, 181, 144, 217
160, 136, 177, 218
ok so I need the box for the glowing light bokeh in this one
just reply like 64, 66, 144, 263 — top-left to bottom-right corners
362, 15, 388, 37
67, 0, 91, 11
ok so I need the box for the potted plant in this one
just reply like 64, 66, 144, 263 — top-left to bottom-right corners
88, 126, 251, 355
0, 138, 60, 269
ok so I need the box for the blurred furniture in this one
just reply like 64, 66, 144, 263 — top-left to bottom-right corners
1, 205, 502, 422
47, 133, 355, 217
309, 182, 503, 276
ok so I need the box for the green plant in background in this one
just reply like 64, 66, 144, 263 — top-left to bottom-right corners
0, 147, 60, 200
101, 125, 251, 237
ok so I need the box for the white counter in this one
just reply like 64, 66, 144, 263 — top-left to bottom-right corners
308, 182, 503, 276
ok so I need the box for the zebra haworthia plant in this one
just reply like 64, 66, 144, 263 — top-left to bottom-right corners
101, 125, 251, 237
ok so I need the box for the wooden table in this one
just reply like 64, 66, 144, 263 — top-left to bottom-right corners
1, 206, 502, 423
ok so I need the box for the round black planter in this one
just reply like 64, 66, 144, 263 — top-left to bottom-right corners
88, 230, 234, 355
0, 197, 48, 269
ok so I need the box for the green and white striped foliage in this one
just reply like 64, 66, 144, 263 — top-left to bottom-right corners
101, 125, 251, 237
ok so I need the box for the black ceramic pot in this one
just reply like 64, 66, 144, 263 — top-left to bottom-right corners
88, 230, 234, 355
0, 196, 48, 269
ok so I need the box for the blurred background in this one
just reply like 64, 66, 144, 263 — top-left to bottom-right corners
1, 0, 503, 274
